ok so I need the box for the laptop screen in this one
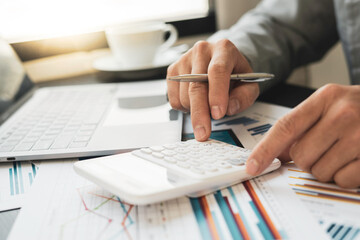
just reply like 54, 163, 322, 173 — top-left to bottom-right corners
0, 38, 34, 116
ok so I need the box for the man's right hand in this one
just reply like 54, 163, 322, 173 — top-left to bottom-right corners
166, 39, 260, 141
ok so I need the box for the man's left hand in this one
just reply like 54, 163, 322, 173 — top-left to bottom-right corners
246, 84, 360, 188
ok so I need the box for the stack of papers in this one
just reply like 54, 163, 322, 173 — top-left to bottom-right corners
3, 102, 360, 240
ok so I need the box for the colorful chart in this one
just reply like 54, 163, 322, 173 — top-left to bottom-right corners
184, 129, 287, 240
8, 162, 38, 196
215, 116, 259, 127
247, 124, 272, 136
325, 222, 360, 240
284, 163, 360, 240
182, 129, 243, 147
190, 183, 284, 240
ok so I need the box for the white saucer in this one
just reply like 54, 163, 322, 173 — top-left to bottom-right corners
93, 46, 186, 72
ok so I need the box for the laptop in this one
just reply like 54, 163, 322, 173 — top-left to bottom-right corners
0, 39, 182, 162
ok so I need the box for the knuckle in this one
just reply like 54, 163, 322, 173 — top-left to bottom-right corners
168, 97, 182, 111
276, 114, 297, 138
216, 39, 235, 49
188, 82, 208, 96
317, 83, 342, 99
328, 101, 360, 128
193, 40, 211, 53
179, 94, 190, 109
339, 102, 359, 120
295, 161, 311, 172
334, 174, 351, 188
208, 61, 229, 77
239, 86, 257, 108
167, 63, 177, 76
352, 128, 360, 143
311, 165, 331, 183
289, 144, 311, 171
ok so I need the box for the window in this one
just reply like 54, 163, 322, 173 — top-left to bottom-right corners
0, 0, 212, 43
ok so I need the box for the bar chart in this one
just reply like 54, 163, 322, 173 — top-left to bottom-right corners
215, 116, 259, 127
183, 130, 309, 240
0, 161, 40, 210
190, 183, 285, 240
283, 163, 360, 240
247, 124, 272, 136
9, 162, 38, 195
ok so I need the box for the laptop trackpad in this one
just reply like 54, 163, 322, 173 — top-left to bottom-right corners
103, 95, 175, 126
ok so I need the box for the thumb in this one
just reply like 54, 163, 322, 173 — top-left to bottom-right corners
226, 83, 259, 116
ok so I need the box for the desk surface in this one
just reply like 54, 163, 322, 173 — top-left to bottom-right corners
0, 78, 315, 240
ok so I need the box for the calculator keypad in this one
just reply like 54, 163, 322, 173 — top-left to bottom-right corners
132, 139, 251, 180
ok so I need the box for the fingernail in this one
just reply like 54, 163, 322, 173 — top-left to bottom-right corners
194, 126, 206, 140
211, 105, 222, 119
229, 99, 240, 115
246, 158, 260, 175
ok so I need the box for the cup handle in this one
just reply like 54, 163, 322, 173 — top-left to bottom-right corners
159, 24, 178, 52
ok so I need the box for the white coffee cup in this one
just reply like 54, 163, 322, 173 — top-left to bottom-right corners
105, 21, 178, 69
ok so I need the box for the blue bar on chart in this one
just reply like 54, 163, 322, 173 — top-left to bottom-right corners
8, 162, 38, 196
248, 124, 272, 136
28, 173, 33, 185
18, 162, 24, 194
12, 162, 20, 195
31, 162, 37, 177
326, 223, 359, 240
9, 168, 14, 196
215, 116, 259, 127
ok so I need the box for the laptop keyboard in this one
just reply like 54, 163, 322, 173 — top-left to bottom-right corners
0, 87, 114, 152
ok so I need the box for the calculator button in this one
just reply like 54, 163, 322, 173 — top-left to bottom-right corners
199, 149, 213, 155
162, 150, 176, 157
163, 144, 176, 150
175, 147, 189, 154
217, 162, 232, 169
174, 155, 187, 162
140, 148, 152, 154
214, 147, 227, 153
150, 146, 165, 152
202, 164, 218, 172
187, 152, 202, 158
176, 142, 190, 147
188, 160, 201, 166
152, 152, 164, 159
203, 157, 217, 163
227, 159, 246, 166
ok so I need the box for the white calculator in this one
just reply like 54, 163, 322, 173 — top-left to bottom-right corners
74, 139, 281, 205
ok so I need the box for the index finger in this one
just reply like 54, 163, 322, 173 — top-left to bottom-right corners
246, 90, 326, 175
207, 40, 251, 120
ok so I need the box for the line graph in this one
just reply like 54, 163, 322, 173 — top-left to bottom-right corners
59, 185, 136, 240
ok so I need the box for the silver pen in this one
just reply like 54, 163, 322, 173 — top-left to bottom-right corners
168, 73, 274, 82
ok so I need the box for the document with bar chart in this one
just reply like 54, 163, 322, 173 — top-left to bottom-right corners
281, 163, 360, 240
8, 159, 326, 240
205, 101, 360, 240
0, 161, 40, 211
8, 123, 327, 240
183, 101, 290, 149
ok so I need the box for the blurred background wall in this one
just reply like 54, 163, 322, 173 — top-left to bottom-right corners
214, 0, 350, 89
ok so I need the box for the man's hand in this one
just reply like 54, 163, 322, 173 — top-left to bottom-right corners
246, 84, 360, 188
167, 39, 259, 141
